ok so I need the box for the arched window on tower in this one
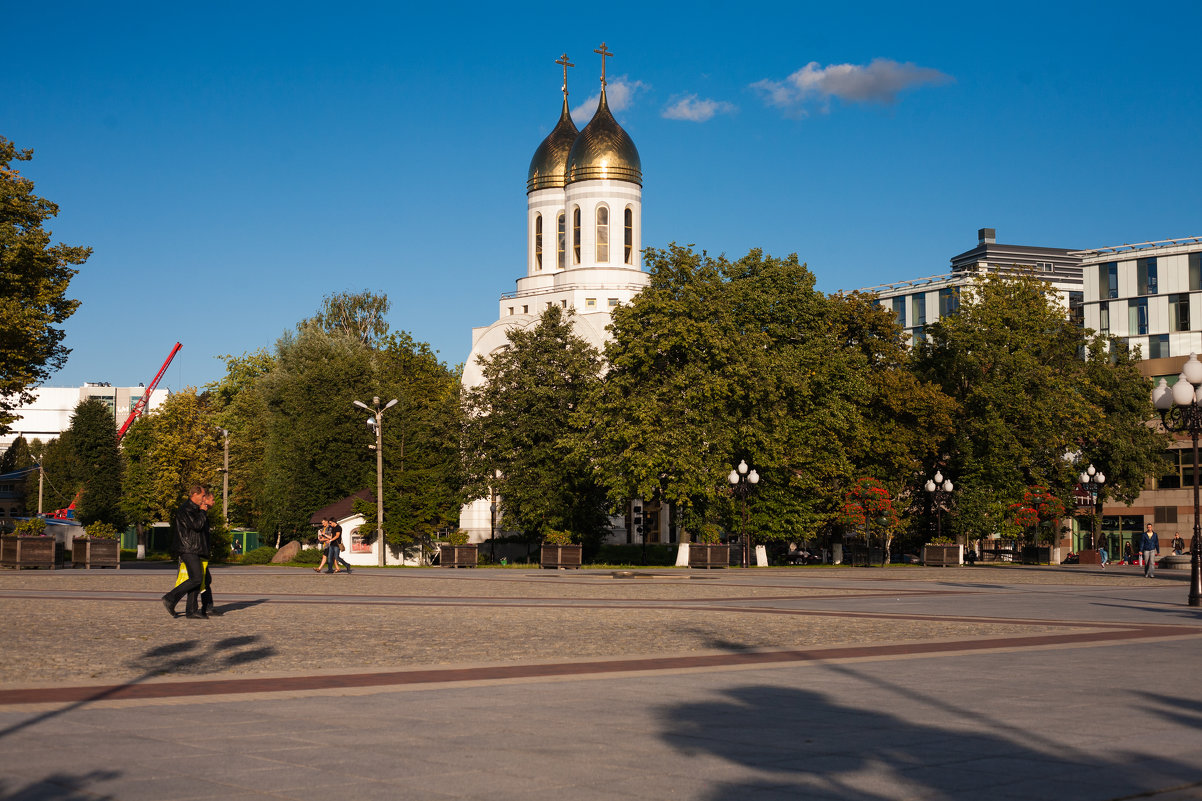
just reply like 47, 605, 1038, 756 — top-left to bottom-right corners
624, 207, 633, 264
572, 207, 581, 264
534, 214, 543, 271
557, 212, 566, 269
596, 206, 609, 263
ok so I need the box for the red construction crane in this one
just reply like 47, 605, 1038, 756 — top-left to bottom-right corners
117, 342, 181, 441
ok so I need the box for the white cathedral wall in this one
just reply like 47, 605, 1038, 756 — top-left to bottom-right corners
563, 179, 641, 271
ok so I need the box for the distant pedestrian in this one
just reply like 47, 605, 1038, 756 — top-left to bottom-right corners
1099, 545, 1108, 568
326, 521, 351, 574
161, 485, 211, 619
1140, 523, 1160, 578
1124, 542, 1135, 565
313, 518, 333, 573
1172, 534, 1185, 556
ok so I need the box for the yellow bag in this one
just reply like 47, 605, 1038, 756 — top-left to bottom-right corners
173, 560, 209, 591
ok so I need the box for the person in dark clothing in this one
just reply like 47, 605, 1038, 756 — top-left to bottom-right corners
326, 521, 352, 574
198, 491, 221, 616
161, 485, 211, 619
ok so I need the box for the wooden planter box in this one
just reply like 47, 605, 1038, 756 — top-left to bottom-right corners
1, 536, 57, 570
922, 544, 963, 567
689, 543, 731, 569
72, 538, 121, 569
1078, 549, 1102, 565
1021, 544, 1052, 564
439, 544, 478, 568
540, 544, 582, 569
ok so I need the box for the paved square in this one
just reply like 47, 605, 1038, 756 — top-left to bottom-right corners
1, 564, 1200, 800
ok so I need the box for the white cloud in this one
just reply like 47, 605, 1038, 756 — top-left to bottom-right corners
752, 58, 952, 116
571, 76, 648, 125
661, 93, 737, 122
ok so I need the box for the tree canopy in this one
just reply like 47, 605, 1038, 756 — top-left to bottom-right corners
0, 138, 88, 434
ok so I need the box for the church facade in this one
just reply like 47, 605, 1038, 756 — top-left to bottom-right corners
459, 48, 657, 543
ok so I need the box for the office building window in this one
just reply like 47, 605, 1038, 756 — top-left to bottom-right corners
938, 287, 960, 316
891, 296, 906, 326
1099, 302, 1110, 334
912, 326, 926, 344
1170, 294, 1190, 332
608, 298, 619, 308
1154, 506, 1178, 524
585, 298, 597, 309
1138, 257, 1158, 295
1068, 291, 1084, 327
1149, 334, 1169, 359
911, 293, 927, 328
1129, 297, 1148, 335
1100, 262, 1118, 299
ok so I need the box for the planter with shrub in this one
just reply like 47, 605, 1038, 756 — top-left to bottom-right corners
440, 531, 478, 568
72, 522, 121, 569
540, 529, 582, 569
1, 518, 57, 570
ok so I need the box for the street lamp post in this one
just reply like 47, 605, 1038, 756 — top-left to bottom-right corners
924, 471, 954, 542
1152, 355, 1202, 606
353, 396, 398, 568
1077, 464, 1105, 551
728, 460, 759, 568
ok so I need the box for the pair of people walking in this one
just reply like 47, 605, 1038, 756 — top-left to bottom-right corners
161, 486, 218, 619
314, 517, 352, 574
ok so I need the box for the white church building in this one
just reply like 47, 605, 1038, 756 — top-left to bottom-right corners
458, 48, 660, 544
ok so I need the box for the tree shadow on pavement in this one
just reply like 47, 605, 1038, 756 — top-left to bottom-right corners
658, 681, 1202, 800
0, 636, 276, 741
0, 770, 120, 801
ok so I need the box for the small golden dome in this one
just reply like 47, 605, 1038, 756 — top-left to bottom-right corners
527, 97, 579, 193
566, 88, 642, 186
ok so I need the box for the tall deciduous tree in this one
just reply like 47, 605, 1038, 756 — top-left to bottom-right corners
462, 306, 608, 542
0, 138, 88, 434
914, 273, 1165, 538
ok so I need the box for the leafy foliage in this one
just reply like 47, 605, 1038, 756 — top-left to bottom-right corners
462, 305, 609, 543
0, 138, 88, 435
69, 398, 124, 527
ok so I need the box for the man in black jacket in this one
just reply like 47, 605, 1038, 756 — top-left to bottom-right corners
161, 485, 211, 619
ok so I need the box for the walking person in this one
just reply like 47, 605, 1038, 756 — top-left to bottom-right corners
1140, 523, 1160, 578
198, 491, 221, 616
161, 485, 211, 619
326, 520, 351, 574
1099, 543, 1108, 569
313, 518, 333, 573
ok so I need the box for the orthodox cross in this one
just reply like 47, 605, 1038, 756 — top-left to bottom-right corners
556, 53, 574, 96
594, 42, 613, 87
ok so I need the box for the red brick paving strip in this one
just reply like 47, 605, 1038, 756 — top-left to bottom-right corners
0, 623, 1195, 706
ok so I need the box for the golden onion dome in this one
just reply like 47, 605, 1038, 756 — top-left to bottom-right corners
527, 96, 580, 193
566, 87, 642, 186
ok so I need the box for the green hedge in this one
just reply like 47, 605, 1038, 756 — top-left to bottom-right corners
240, 546, 278, 565
589, 544, 677, 566
290, 548, 323, 565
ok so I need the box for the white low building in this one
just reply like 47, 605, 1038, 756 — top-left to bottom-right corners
1, 383, 170, 451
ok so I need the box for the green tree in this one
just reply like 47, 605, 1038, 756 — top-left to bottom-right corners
311, 289, 391, 347
462, 305, 608, 543
914, 273, 1164, 539
583, 245, 950, 543
119, 388, 221, 529
69, 398, 124, 527
205, 349, 275, 528
0, 138, 88, 434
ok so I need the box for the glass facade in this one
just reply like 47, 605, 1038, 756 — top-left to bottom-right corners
1129, 297, 1148, 335
1149, 334, 1169, 359
1170, 293, 1190, 332
1191, 252, 1202, 292
891, 296, 905, 326
1137, 257, 1158, 295
1100, 262, 1118, 299
938, 287, 960, 316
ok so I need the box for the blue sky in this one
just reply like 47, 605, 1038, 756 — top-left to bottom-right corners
9, 1, 1202, 391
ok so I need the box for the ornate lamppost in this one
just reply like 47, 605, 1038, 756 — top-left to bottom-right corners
924, 470, 954, 542
1077, 464, 1105, 551
353, 395, 398, 568
728, 460, 759, 568
1152, 357, 1202, 606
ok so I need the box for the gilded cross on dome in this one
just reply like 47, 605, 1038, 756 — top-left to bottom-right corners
594, 42, 613, 87
555, 53, 574, 96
